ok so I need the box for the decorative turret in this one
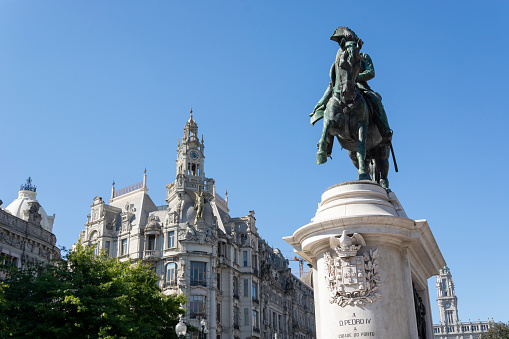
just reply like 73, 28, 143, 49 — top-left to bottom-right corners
5, 178, 55, 232
175, 108, 206, 189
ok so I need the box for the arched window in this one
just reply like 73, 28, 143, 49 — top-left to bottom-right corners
167, 262, 178, 285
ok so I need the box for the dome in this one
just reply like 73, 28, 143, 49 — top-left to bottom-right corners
4, 180, 55, 233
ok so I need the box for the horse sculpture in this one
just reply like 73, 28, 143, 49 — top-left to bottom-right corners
311, 36, 391, 188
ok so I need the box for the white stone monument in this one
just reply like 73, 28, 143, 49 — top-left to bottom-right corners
284, 181, 445, 339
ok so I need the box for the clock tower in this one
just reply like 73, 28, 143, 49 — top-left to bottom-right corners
175, 109, 207, 191
436, 266, 460, 325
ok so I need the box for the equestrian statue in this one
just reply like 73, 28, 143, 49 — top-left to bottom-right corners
310, 26, 397, 189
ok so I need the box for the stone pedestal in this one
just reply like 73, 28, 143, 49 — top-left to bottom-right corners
284, 181, 445, 339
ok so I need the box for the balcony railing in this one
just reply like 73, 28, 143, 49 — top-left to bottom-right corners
114, 181, 143, 198
190, 279, 207, 287
143, 250, 160, 259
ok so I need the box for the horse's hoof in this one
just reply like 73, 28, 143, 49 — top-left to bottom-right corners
358, 173, 370, 180
380, 178, 389, 189
316, 152, 327, 164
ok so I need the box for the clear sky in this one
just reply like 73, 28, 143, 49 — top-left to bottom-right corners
1, 0, 508, 324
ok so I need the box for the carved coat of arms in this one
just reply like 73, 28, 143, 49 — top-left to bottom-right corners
324, 230, 381, 307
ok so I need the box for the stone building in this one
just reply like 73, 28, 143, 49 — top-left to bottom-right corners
433, 266, 493, 338
0, 178, 60, 270
75, 112, 315, 339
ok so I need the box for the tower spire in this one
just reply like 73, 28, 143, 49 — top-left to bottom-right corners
143, 166, 147, 188
111, 179, 115, 200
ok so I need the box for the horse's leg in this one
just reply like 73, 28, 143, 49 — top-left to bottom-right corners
316, 116, 331, 164
348, 150, 359, 170
377, 145, 390, 189
356, 121, 370, 180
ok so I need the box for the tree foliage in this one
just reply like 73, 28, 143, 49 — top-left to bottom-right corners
0, 243, 186, 338
480, 322, 509, 339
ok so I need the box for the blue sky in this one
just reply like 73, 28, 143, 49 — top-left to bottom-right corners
1, 0, 508, 324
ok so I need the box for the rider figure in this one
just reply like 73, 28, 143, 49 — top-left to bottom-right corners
311, 27, 392, 143
356, 51, 393, 141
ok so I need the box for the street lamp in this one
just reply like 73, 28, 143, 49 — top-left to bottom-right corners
199, 318, 208, 339
175, 316, 187, 338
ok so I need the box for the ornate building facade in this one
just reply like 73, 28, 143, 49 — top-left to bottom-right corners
433, 266, 493, 338
75, 112, 315, 339
0, 178, 60, 271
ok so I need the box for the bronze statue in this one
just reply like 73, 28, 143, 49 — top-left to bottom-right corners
310, 27, 396, 188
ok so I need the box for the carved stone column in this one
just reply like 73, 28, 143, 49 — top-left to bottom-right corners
284, 181, 445, 339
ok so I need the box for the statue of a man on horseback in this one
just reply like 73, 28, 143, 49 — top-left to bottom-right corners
310, 26, 396, 189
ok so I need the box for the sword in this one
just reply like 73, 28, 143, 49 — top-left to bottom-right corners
390, 143, 398, 173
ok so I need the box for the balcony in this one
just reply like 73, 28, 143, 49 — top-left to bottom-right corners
164, 281, 177, 288
143, 250, 160, 260
190, 279, 207, 287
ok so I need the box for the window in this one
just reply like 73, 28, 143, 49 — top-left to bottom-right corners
147, 235, 155, 251
121, 239, 128, 255
217, 272, 221, 290
446, 310, 453, 324
190, 261, 206, 286
278, 314, 282, 330
105, 241, 110, 257
252, 282, 258, 301
441, 279, 447, 296
217, 302, 221, 322
233, 276, 239, 298
234, 307, 240, 327
189, 295, 206, 319
168, 231, 175, 248
167, 263, 177, 285
253, 310, 259, 329
252, 254, 258, 270
243, 251, 248, 266
234, 249, 237, 264
244, 308, 249, 326
94, 243, 99, 255
244, 279, 249, 297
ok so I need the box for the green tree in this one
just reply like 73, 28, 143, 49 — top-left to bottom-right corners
480, 322, 509, 339
0, 243, 186, 338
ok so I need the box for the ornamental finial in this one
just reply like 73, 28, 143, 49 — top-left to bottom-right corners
190, 105, 193, 119
20, 177, 37, 192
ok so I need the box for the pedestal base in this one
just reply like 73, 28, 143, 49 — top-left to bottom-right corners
284, 181, 445, 339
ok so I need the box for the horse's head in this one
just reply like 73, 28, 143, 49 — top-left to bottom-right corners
336, 38, 363, 102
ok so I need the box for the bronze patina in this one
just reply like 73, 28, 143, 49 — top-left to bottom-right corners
310, 26, 396, 188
